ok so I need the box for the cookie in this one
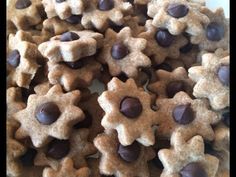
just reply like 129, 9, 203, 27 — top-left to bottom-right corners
42, 157, 90, 177
87, 158, 103, 177
42, 0, 87, 19
7, 0, 43, 30
155, 91, 220, 140
188, 52, 229, 110
158, 134, 219, 177
97, 27, 151, 78
47, 56, 101, 91
190, 8, 229, 51
13, 84, 85, 147
98, 77, 159, 146
93, 130, 156, 177
81, 0, 133, 32
34, 128, 97, 169
138, 20, 188, 64
38, 30, 103, 63
148, 67, 194, 98
147, 0, 210, 35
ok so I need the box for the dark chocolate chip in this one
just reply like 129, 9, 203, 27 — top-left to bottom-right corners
154, 62, 173, 72
46, 139, 70, 159
179, 42, 193, 53
180, 162, 208, 177
172, 104, 194, 125
217, 65, 229, 86
64, 60, 84, 69
65, 15, 82, 24
7, 50, 20, 68
167, 3, 189, 18
35, 102, 61, 125
222, 111, 229, 127
21, 87, 35, 103
166, 80, 185, 98
120, 97, 143, 118
74, 110, 93, 129
56, 0, 66, 3
60, 32, 80, 42
98, 0, 114, 11
206, 22, 225, 41
155, 29, 175, 48
111, 42, 129, 60
15, 0, 32, 9
20, 148, 37, 166
118, 141, 141, 162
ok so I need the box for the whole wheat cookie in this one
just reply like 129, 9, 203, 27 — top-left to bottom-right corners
97, 27, 151, 78
138, 20, 188, 64
13, 84, 85, 147
38, 30, 103, 63
7, 120, 26, 177
155, 91, 220, 140
7, 0, 43, 30
47, 56, 101, 91
148, 67, 194, 98
191, 8, 229, 51
42, 157, 90, 177
188, 52, 229, 110
81, 0, 133, 32
94, 130, 156, 177
7, 30, 41, 88
34, 128, 97, 169
98, 77, 159, 146
42, 0, 87, 19
158, 134, 219, 177
147, 0, 210, 35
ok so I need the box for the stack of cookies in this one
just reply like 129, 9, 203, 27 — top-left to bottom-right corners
6, 0, 229, 177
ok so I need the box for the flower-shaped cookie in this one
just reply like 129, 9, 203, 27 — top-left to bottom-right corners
7, 120, 26, 177
94, 131, 156, 177
34, 128, 97, 169
158, 135, 219, 177
7, 87, 26, 119
155, 91, 220, 140
191, 8, 229, 51
42, 157, 90, 177
148, 67, 194, 98
47, 57, 101, 91
38, 30, 103, 63
81, 0, 133, 32
138, 20, 188, 64
42, 0, 87, 19
7, 30, 40, 88
87, 158, 104, 177
7, 0, 42, 30
147, 0, 209, 35
97, 27, 151, 78
14, 84, 85, 147
98, 77, 159, 146
188, 52, 229, 110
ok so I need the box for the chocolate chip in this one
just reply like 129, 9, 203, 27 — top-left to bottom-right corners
60, 32, 80, 42
64, 60, 84, 69
118, 141, 141, 162
222, 111, 229, 127
166, 80, 185, 98
7, 50, 20, 68
15, 0, 32, 9
56, 0, 66, 3
111, 42, 129, 60
20, 148, 37, 166
155, 29, 175, 48
65, 15, 82, 24
21, 87, 35, 103
206, 22, 225, 41
172, 104, 194, 125
154, 62, 173, 72
179, 42, 193, 53
217, 65, 229, 86
120, 97, 143, 118
98, 0, 114, 11
35, 102, 61, 125
74, 111, 93, 129
46, 139, 70, 159
167, 3, 189, 18
180, 162, 207, 177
